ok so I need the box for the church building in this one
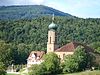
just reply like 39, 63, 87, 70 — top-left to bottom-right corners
46, 15, 74, 61
27, 15, 93, 67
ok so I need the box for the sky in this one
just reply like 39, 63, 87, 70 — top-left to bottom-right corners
0, 0, 100, 18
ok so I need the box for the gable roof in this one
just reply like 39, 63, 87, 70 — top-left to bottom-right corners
28, 51, 45, 60
55, 42, 94, 52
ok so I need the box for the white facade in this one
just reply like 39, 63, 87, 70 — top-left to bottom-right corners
27, 53, 43, 67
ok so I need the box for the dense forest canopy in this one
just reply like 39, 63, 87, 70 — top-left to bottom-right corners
0, 16, 100, 49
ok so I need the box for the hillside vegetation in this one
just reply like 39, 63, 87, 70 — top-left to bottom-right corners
0, 16, 100, 64
0, 5, 73, 20
0, 17, 99, 45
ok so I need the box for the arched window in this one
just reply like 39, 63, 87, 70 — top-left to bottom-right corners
50, 37, 51, 43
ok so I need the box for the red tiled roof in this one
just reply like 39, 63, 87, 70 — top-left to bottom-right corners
55, 42, 94, 52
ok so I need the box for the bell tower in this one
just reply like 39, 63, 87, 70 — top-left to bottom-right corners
47, 14, 58, 53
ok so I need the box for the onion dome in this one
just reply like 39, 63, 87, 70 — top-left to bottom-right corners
49, 22, 57, 30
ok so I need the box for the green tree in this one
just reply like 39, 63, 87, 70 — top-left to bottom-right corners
63, 55, 79, 73
42, 52, 60, 74
0, 40, 12, 66
90, 42, 100, 53
0, 62, 6, 75
17, 43, 30, 64
63, 46, 93, 73
73, 46, 88, 71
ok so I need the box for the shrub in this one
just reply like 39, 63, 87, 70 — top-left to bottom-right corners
29, 64, 46, 75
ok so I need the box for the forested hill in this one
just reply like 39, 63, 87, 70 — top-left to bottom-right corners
0, 17, 100, 48
0, 5, 73, 20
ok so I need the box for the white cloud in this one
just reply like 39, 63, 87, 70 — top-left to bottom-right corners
30, 0, 46, 5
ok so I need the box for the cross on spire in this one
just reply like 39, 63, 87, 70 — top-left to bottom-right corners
52, 13, 54, 22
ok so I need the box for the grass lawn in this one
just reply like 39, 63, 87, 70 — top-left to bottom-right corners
58, 70, 100, 75
7, 70, 100, 75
